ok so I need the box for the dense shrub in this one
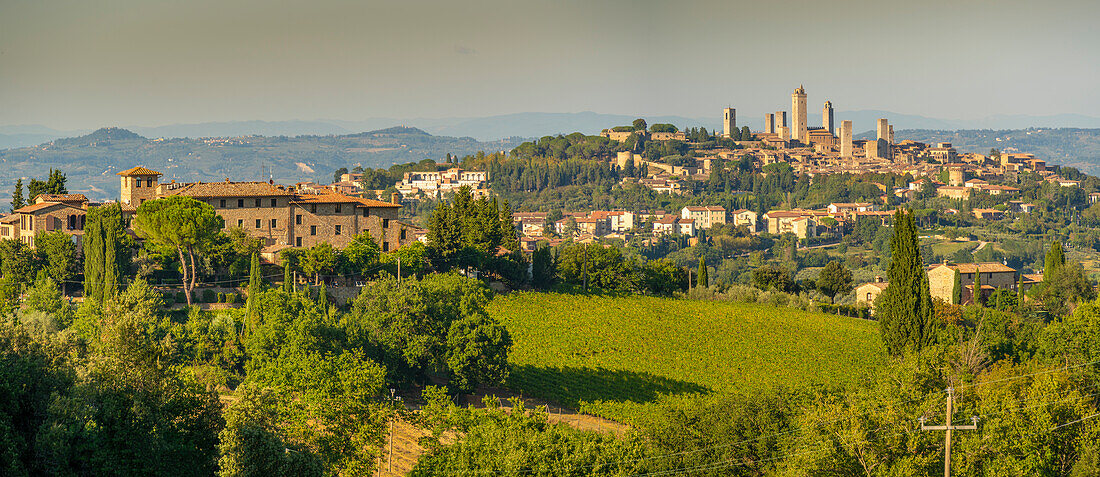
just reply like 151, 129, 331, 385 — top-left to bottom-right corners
202, 289, 217, 303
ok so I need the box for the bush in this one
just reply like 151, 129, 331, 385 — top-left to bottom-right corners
176, 291, 187, 304
202, 289, 217, 303
217, 292, 226, 303
224, 293, 238, 304
161, 291, 176, 306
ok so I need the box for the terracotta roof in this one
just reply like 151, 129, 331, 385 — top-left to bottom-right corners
292, 193, 363, 204
0, 214, 18, 224
14, 201, 71, 214
34, 192, 88, 202
354, 197, 401, 208
937, 262, 1017, 274
116, 166, 163, 176
166, 181, 294, 198
860, 281, 889, 290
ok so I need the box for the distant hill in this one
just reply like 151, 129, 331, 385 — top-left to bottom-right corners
855, 128, 1100, 174
6, 111, 1100, 149
0, 127, 526, 204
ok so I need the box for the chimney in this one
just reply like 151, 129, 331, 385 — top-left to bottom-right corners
391, 192, 401, 205
875, 275, 883, 283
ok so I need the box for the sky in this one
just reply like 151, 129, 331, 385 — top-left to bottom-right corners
2, 0, 1099, 130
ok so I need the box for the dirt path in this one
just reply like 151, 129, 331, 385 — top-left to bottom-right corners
974, 240, 989, 252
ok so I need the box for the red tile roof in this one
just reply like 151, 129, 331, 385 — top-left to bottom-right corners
116, 166, 163, 176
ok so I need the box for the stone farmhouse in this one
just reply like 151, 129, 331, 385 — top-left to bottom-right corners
926, 262, 1020, 304
115, 167, 419, 253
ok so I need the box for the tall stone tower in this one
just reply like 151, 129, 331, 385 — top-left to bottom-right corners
791, 85, 807, 143
776, 111, 787, 130
876, 118, 889, 142
723, 108, 736, 138
822, 101, 834, 133
840, 120, 853, 157
764, 113, 775, 134
888, 125, 895, 144
117, 166, 163, 206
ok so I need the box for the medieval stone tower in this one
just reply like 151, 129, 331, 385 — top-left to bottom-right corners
117, 166, 163, 206
840, 120, 853, 157
723, 108, 736, 138
791, 85, 807, 143
822, 101, 834, 133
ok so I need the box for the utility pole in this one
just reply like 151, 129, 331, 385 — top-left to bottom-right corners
920, 386, 978, 477
386, 388, 402, 473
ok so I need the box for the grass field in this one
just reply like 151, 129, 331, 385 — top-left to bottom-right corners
488, 293, 885, 424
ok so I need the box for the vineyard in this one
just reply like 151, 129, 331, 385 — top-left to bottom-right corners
488, 293, 885, 424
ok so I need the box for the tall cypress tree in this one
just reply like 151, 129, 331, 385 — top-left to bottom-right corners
82, 204, 125, 302
246, 252, 262, 326
973, 268, 983, 306
283, 262, 293, 293
698, 257, 709, 288
83, 209, 105, 301
1044, 241, 1065, 282
952, 268, 962, 305
875, 209, 936, 356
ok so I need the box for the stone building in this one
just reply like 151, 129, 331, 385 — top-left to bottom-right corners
680, 206, 727, 229
926, 262, 1018, 304
822, 101, 834, 133
118, 167, 416, 254
118, 166, 164, 206
723, 108, 736, 138
791, 85, 808, 143
840, 120, 854, 157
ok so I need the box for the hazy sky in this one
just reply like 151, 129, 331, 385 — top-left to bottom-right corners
2, 0, 1099, 129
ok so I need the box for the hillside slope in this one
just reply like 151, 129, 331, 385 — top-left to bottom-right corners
489, 293, 884, 424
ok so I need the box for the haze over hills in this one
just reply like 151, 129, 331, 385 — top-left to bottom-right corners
6, 111, 1100, 149
0, 126, 523, 204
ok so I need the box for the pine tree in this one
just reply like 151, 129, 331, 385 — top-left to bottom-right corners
973, 268, 983, 306
875, 209, 936, 356
698, 257, 709, 288
952, 268, 962, 305
11, 178, 24, 212
1044, 241, 1065, 282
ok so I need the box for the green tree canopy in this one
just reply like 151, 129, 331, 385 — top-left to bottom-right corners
133, 196, 224, 306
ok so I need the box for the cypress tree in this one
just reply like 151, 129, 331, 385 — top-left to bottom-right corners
283, 263, 293, 293
875, 209, 936, 356
83, 204, 127, 303
246, 252, 262, 325
1044, 241, 1065, 282
698, 257, 709, 288
83, 209, 105, 302
1018, 273, 1025, 301
11, 179, 24, 212
952, 268, 962, 305
317, 282, 329, 317
973, 267, 983, 306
